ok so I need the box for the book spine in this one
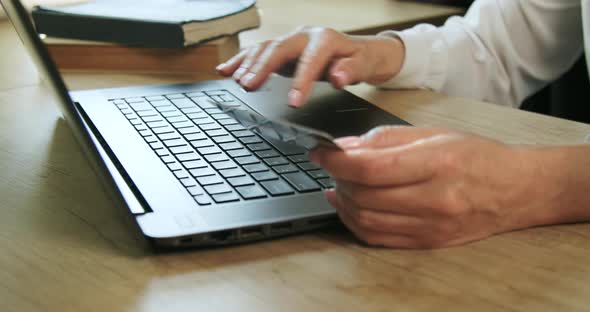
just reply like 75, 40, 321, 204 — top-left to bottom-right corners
31, 10, 185, 48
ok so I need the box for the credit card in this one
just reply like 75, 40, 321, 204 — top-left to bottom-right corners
210, 99, 341, 150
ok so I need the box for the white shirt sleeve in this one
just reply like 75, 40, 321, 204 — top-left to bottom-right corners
377, 0, 584, 108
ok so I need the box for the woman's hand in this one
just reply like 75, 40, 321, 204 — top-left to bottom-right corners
309, 126, 571, 249
216, 27, 405, 107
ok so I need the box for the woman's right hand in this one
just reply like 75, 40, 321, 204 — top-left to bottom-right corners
216, 26, 406, 107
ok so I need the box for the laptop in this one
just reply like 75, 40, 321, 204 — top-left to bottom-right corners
1, 0, 410, 248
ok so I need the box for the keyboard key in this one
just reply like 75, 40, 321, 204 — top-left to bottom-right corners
218, 118, 239, 126
206, 129, 229, 137
134, 124, 148, 132
146, 95, 166, 102
189, 167, 216, 177
113, 99, 126, 105
225, 124, 246, 131
180, 177, 198, 187
166, 94, 186, 100
174, 169, 190, 179
129, 118, 143, 126
176, 152, 200, 162
154, 104, 175, 111
204, 153, 229, 163
136, 110, 158, 117
235, 185, 267, 199
167, 115, 189, 123
161, 155, 176, 164
190, 139, 215, 148
219, 142, 242, 151
167, 162, 183, 171
238, 136, 263, 144
186, 91, 205, 97
152, 126, 175, 134
213, 135, 235, 144
170, 145, 194, 154
186, 111, 208, 119
204, 183, 233, 195
144, 136, 158, 144
157, 132, 181, 141
178, 127, 201, 135
138, 129, 152, 137
263, 157, 289, 166
282, 172, 321, 192
183, 159, 208, 169
252, 171, 279, 181
194, 195, 212, 205
298, 162, 321, 171
197, 175, 224, 186
308, 169, 329, 179
163, 138, 187, 147
193, 98, 217, 109
227, 149, 251, 158
171, 98, 196, 108
182, 107, 202, 114
146, 120, 168, 128
260, 180, 295, 196
185, 132, 208, 141
171, 121, 194, 129
212, 160, 237, 170
219, 168, 246, 178
262, 137, 307, 156
273, 164, 299, 174
232, 130, 256, 138
288, 154, 309, 163
211, 113, 232, 120
160, 110, 181, 118
256, 149, 279, 158
205, 108, 223, 115
235, 155, 259, 165
211, 192, 240, 203
129, 102, 151, 111
197, 146, 221, 155
151, 142, 165, 150
199, 123, 222, 131
318, 178, 336, 189
227, 176, 255, 187
243, 163, 268, 173
155, 149, 170, 157
247, 143, 271, 151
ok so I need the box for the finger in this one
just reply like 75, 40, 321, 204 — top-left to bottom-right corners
216, 49, 248, 76
289, 30, 358, 107
239, 34, 309, 91
232, 43, 270, 82
326, 190, 419, 248
312, 142, 437, 186
334, 181, 429, 216
332, 185, 428, 233
328, 57, 365, 89
332, 126, 450, 150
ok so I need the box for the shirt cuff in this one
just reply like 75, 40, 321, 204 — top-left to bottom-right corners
376, 24, 447, 91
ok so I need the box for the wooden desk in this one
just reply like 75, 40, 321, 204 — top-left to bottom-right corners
3, 11, 590, 312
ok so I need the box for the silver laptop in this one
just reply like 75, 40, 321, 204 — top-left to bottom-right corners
1, 0, 410, 248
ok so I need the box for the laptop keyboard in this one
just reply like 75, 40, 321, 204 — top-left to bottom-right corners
111, 90, 335, 206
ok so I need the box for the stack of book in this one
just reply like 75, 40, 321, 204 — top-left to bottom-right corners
30, 0, 260, 73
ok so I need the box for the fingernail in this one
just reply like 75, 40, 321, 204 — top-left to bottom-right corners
233, 67, 246, 80
216, 63, 226, 71
334, 136, 362, 149
241, 73, 256, 86
309, 150, 320, 164
333, 71, 349, 87
288, 89, 303, 107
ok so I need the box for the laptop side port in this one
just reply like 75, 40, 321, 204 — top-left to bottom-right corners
239, 226, 264, 239
209, 230, 234, 242
307, 216, 337, 227
270, 221, 292, 233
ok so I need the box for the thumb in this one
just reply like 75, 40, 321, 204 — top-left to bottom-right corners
334, 126, 447, 149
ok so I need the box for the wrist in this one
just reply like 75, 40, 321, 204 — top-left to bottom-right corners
364, 36, 405, 84
507, 145, 590, 229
